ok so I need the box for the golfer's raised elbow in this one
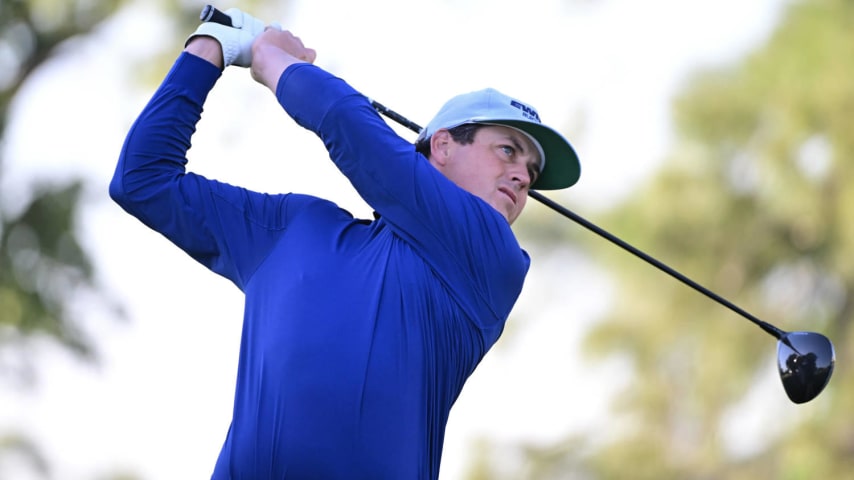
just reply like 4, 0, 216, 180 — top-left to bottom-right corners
108, 152, 162, 212
108, 167, 129, 208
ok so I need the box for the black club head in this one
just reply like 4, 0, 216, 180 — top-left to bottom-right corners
777, 331, 835, 404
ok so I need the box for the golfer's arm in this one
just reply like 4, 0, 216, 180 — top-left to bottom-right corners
111, 53, 224, 257
184, 36, 224, 69
251, 42, 308, 92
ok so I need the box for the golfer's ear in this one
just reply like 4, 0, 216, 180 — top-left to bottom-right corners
430, 129, 452, 166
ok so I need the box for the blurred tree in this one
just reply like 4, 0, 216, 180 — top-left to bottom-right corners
1, 0, 120, 378
1, 1, 126, 477
0, 1, 264, 478
474, 0, 854, 478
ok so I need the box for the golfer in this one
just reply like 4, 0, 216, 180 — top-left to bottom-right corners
110, 8, 580, 479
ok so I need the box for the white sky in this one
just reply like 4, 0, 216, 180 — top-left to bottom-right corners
0, 0, 789, 478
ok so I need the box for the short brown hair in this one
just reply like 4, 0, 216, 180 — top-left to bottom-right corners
414, 124, 483, 158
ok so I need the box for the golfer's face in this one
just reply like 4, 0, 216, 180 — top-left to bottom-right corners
442, 125, 541, 224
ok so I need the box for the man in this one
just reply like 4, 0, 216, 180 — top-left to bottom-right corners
110, 8, 579, 479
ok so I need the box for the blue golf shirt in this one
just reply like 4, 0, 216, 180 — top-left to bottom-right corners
110, 52, 530, 479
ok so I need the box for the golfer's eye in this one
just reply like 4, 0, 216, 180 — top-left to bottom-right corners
528, 166, 538, 185
500, 145, 515, 157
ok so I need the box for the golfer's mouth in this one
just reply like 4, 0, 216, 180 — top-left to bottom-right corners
498, 187, 517, 205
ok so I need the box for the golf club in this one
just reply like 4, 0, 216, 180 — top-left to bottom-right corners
199, 5, 836, 404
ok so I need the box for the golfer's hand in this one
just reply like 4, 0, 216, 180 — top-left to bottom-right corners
250, 28, 317, 90
186, 8, 266, 67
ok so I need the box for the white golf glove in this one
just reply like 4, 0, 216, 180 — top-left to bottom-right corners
186, 8, 266, 67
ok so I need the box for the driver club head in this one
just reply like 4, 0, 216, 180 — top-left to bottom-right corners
777, 331, 836, 404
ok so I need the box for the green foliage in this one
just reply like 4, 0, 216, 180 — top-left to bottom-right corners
0, 0, 135, 366
484, 0, 854, 477
0, 0, 180, 478
0, 2, 127, 477
0, 181, 95, 358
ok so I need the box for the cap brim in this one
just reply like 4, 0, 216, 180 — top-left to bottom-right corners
486, 120, 580, 190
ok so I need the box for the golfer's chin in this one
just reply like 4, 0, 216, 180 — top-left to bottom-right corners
492, 195, 521, 225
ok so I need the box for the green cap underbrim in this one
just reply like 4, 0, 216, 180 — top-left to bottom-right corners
486, 119, 581, 190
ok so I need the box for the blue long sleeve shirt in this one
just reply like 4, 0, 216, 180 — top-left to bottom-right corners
110, 53, 530, 479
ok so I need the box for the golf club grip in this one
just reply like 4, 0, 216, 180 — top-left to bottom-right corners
200, 5, 233, 27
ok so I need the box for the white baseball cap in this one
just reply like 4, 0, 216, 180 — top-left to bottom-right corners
417, 88, 580, 190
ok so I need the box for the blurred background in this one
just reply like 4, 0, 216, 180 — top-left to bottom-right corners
1, 0, 852, 478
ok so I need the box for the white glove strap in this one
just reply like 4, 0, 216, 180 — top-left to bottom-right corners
185, 8, 266, 67
186, 23, 241, 66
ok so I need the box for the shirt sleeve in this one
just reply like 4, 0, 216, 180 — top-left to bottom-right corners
276, 64, 530, 330
110, 53, 313, 290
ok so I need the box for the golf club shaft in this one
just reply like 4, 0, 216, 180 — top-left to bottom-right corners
525, 190, 786, 339
198, 4, 788, 340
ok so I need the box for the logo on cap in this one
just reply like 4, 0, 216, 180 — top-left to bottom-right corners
510, 100, 541, 123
